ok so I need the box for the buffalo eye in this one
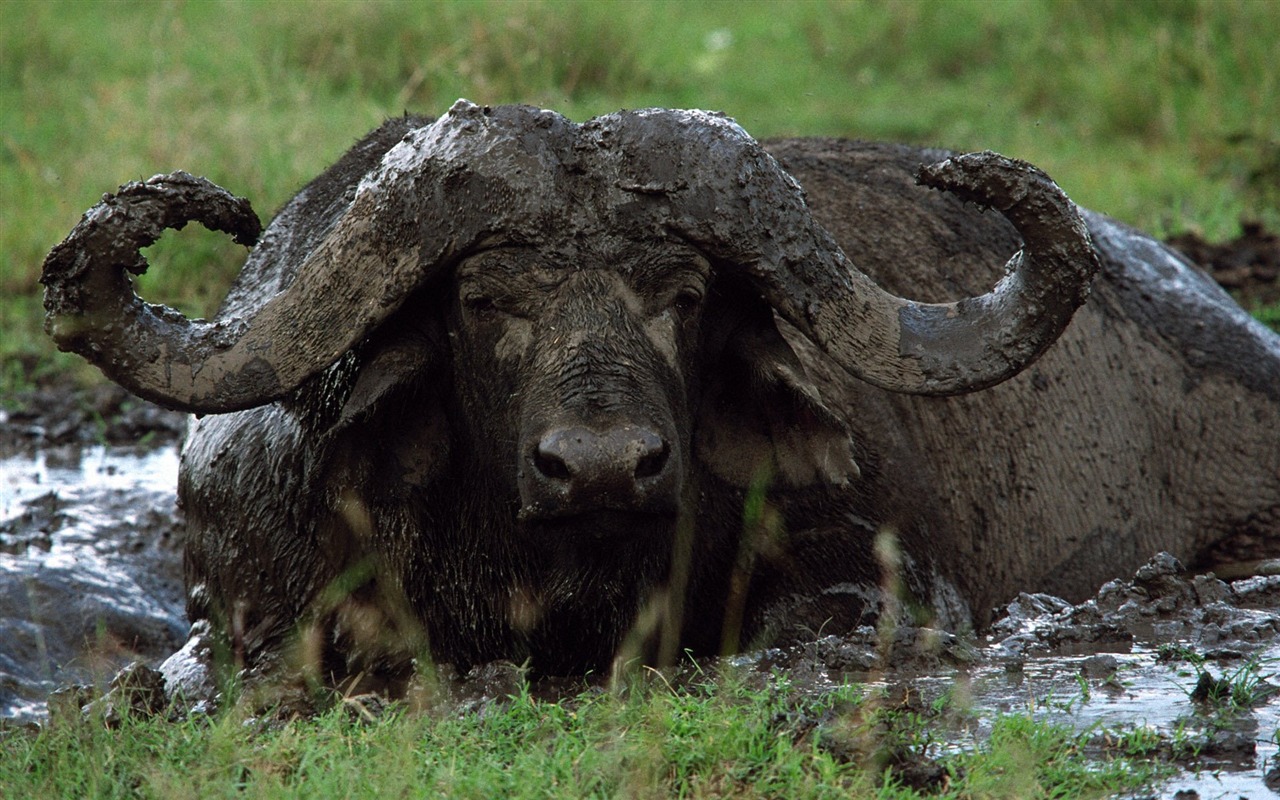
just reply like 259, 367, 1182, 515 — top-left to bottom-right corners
672, 287, 704, 318
463, 293, 498, 317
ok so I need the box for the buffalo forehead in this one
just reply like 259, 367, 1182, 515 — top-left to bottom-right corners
457, 239, 709, 294
458, 248, 699, 371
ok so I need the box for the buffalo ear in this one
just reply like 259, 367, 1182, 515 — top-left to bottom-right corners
695, 304, 859, 488
321, 314, 451, 491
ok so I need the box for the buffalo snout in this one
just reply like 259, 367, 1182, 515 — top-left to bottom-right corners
519, 424, 681, 524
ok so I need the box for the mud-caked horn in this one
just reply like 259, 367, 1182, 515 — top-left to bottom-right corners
40, 101, 577, 413
588, 109, 1099, 396
798, 151, 1100, 395
44, 103, 1097, 410
41, 168, 442, 413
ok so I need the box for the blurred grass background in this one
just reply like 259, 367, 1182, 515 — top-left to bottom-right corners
3, 0, 1278, 391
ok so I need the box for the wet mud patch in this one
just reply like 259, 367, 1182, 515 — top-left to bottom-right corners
0, 375, 189, 722
706, 553, 1280, 796
0, 379, 186, 459
0, 443, 184, 721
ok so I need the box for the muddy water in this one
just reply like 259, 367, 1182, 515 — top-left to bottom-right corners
719, 563, 1280, 796
2, 442, 1278, 796
875, 645, 1280, 797
0, 444, 185, 721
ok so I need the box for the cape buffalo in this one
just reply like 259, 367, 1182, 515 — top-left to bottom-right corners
42, 102, 1280, 694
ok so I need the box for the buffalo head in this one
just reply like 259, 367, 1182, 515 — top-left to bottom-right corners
41, 101, 1099, 675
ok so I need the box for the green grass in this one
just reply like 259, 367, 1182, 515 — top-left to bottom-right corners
2, 0, 1278, 390
1, 674, 1169, 799
1250, 302, 1280, 332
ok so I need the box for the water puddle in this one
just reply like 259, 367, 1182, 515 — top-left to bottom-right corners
908, 647, 1280, 797
0, 444, 185, 721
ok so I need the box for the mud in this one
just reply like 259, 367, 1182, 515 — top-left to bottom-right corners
0, 378, 186, 719
0, 448, 184, 722
0, 380, 187, 458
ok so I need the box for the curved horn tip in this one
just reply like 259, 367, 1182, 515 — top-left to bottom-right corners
801, 150, 1099, 398
39, 172, 268, 413
142, 171, 263, 247
913, 151, 1056, 212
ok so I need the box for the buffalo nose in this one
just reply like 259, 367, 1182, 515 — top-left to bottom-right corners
525, 424, 676, 515
535, 425, 669, 484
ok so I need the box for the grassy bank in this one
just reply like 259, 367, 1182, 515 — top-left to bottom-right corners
2, 674, 1170, 799
3, 0, 1278, 390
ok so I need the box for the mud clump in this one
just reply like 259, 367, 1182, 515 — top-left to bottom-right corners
709, 552, 1280, 684
990, 551, 1280, 659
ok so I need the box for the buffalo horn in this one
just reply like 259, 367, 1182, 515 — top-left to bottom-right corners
39, 101, 569, 413
598, 109, 1101, 396
771, 151, 1100, 395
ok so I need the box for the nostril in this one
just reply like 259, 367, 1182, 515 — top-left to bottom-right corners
534, 444, 572, 481
634, 441, 669, 480
532, 426, 670, 490
523, 426, 679, 517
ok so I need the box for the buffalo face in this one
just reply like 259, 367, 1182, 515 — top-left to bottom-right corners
450, 241, 707, 531
319, 228, 867, 672
447, 240, 711, 668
